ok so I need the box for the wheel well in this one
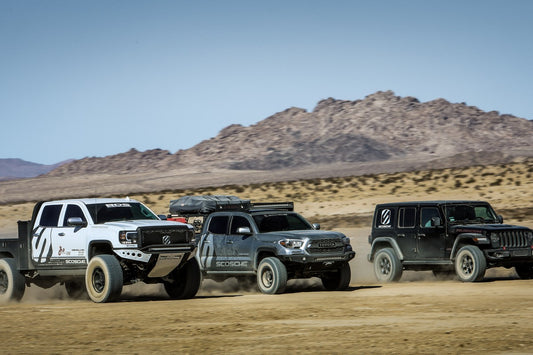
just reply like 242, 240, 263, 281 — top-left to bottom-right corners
0, 252, 15, 259
255, 251, 276, 269
89, 242, 113, 259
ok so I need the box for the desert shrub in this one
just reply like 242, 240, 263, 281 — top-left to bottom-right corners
465, 177, 476, 184
490, 179, 503, 186
454, 180, 462, 188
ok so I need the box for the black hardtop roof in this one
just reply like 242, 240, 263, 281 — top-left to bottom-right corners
376, 200, 489, 208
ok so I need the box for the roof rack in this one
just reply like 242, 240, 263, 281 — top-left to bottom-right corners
251, 202, 294, 211
169, 195, 294, 216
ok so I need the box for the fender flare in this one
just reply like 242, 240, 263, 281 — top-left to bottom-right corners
253, 247, 278, 271
450, 233, 487, 260
368, 237, 404, 262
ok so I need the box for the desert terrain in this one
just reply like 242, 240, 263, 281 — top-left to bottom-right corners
0, 160, 532, 354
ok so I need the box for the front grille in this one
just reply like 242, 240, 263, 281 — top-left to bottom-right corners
307, 238, 344, 254
496, 230, 530, 248
137, 226, 193, 248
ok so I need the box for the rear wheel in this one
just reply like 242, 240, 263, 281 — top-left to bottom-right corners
257, 257, 287, 294
454, 245, 486, 282
0, 258, 25, 303
164, 258, 201, 299
373, 248, 402, 282
65, 279, 87, 299
85, 255, 123, 303
321, 262, 351, 291
515, 264, 533, 279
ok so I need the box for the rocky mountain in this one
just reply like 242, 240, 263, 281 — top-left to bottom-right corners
47, 91, 532, 177
0, 159, 71, 180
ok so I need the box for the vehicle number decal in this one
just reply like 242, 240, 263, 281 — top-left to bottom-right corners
379, 209, 392, 228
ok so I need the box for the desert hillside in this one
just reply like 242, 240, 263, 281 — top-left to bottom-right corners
46, 91, 532, 176
1, 159, 531, 236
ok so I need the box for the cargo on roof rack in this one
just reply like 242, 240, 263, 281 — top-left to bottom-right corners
169, 195, 295, 216
169, 195, 251, 215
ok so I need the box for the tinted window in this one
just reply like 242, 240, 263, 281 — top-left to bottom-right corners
253, 213, 312, 233
208, 216, 229, 234
86, 202, 158, 224
420, 207, 440, 227
63, 204, 87, 226
230, 216, 251, 234
398, 207, 416, 228
40, 205, 62, 227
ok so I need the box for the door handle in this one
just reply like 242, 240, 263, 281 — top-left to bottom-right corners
58, 232, 65, 236
417, 233, 426, 237
397, 234, 406, 237
226, 241, 233, 244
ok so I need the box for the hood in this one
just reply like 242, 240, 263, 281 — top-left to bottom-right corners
452, 224, 532, 233
100, 219, 191, 231
256, 229, 346, 241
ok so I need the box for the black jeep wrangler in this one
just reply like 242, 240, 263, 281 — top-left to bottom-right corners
368, 200, 533, 282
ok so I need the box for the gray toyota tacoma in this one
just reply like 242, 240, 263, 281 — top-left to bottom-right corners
169, 195, 355, 294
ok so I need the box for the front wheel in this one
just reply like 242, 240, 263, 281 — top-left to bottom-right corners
85, 255, 123, 303
0, 258, 25, 303
321, 262, 351, 291
373, 248, 402, 282
454, 245, 486, 282
257, 257, 287, 294
164, 258, 202, 299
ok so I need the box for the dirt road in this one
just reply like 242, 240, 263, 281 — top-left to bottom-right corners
1, 228, 533, 354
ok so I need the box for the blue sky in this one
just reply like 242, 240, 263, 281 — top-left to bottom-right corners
1, 0, 532, 165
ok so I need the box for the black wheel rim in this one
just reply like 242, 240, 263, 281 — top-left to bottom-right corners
0, 270, 7, 294
379, 256, 391, 275
460, 254, 474, 275
92, 268, 106, 293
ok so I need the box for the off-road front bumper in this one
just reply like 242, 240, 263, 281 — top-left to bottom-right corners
278, 251, 355, 264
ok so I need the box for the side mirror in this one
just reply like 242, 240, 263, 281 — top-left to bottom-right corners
67, 217, 87, 227
312, 223, 321, 230
237, 227, 253, 235
497, 215, 504, 224
158, 214, 168, 220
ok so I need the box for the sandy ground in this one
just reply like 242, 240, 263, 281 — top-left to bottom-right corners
1, 227, 532, 354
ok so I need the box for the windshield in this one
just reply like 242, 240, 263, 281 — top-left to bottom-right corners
444, 203, 498, 224
87, 202, 159, 224
253, 212, 313, 232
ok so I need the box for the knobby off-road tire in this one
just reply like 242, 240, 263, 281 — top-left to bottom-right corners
164, 258, 201, 299
85, 255, 123, 303
514, 264, 533, 280
321, 262, 351, 291
65, 278, 88, 299
0, 258, 25, 303
257, 257, 287, 294
373, 248, 403, 282
454, 245, 486, 282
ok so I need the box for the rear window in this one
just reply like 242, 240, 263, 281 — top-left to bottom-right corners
39, 205, 62, 227
398, 207, 416, 228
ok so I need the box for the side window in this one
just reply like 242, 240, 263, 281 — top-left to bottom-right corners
208, 216, 229, 234
39, 205, 62, 227
398, 207, 416, 228
230, 216, 251, 234
63, 204, 87, 226
376, 208, 394, 228
420, 207, 440, 228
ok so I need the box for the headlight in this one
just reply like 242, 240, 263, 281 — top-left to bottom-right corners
119, 231, 138, 244
279, 239, 304, 249
489, 232, 500, 247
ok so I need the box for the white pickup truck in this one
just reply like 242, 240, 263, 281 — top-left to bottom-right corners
0, 198, 200, 303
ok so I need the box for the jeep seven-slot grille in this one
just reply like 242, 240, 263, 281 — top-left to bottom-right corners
496, 230, 530, 248
307, 238, 344, 254
137, 227, 192, 248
